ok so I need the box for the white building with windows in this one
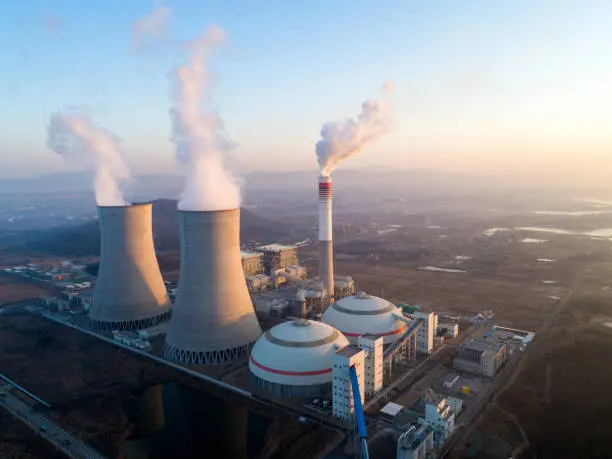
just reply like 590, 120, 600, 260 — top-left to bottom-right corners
332, 345, 365, 421
438, 322, 459, 338
358, 334, 383, 397
419, 389, 455, 446
413, 311, 438, 354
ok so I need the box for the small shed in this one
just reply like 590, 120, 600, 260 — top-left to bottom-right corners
380, 402, 404, 419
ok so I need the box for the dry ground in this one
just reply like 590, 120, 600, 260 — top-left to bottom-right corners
0, 273, 55, 305
452, 260, 612, 459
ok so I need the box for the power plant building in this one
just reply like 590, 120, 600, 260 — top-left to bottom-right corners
249, 320, 349, 398
164, 209, 262, 365
453, 339, 507, 377
241, 251, 264, 277
255, 244, 298, 275
332, 345, 365, 421
322, 292, 407, 344
358, 334, 383, 397
397, 424, 435, 459
412, 311, 438, 354
90, 203, 172, 331
334, 275, 356, 301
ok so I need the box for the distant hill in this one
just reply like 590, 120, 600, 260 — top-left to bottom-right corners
8, 199, 292, 257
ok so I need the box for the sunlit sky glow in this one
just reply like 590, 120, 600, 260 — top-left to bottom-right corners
0, 0, 610, 184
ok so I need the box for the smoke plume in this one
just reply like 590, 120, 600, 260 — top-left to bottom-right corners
47, 111, 131, 206
169, 26, 241, 211
132, 2, 172, 50
315, 83, 394, 176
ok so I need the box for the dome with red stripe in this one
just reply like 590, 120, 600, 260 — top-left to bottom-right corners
249, 319, 349, 386
322, 291, 406, 344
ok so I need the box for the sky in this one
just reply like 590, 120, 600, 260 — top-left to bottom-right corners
0, 0, 610, 185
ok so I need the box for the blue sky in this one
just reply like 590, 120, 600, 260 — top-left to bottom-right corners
0, 0, 610, 182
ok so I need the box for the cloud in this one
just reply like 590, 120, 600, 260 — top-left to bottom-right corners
131, 3, 172, 51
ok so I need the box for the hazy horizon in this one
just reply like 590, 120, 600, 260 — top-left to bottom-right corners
0, 1, 611, 187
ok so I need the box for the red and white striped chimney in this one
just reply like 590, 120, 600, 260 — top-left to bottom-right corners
318, 175, 334, 303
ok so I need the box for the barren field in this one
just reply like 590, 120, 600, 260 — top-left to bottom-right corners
451, 259, 612, 459
0, 273, 56, 305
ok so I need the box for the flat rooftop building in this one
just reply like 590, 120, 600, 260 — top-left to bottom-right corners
453, 338, 507, 377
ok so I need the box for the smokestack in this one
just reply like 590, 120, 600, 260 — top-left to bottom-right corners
90, 203, 172, 330
164, 208, 262, 364
319, 175, 334, 304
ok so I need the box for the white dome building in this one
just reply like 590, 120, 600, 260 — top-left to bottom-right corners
249, 319, 349, 398
322, 291, 406, 344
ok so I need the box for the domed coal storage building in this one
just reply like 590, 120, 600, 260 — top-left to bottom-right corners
322, 291, 406, 344
249, 319, 349, 398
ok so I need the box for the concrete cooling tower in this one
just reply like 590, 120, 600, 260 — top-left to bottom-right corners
90, 203, 172, 331
164, 208, 262, 364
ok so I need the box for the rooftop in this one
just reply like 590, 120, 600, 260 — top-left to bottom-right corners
255, 244, 296, 252
335, 345, 363, 358
460, 338, 505, 353
380, 402, 404, 417
240, 251, 263, 259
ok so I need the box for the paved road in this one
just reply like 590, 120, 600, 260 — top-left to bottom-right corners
0, 384, 106, 459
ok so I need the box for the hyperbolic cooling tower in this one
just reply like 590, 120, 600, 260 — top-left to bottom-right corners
164, 208, 262, 364
90, 203, 172, 331
319, 175, 334, 303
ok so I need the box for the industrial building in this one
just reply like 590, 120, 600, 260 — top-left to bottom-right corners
240, 251, 264, 277
249, 319, 349, 398
90, 203, 172, 331
417, 389, 456, 446
412, 311, 438, 354
322, 292, 408, 344
164, 209, 262, 365
332, 345, 365, 421
397, 424, 435, 459
438, 322, 459, 338
453, 339, 508, 377
334, 275, 356, 301
255, 244, 298, 274
357, 334, 383, 397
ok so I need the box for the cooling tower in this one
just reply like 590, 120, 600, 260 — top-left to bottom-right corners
164, 208, 262, 364
319, 175, 334, 303
90, 203, 172, 331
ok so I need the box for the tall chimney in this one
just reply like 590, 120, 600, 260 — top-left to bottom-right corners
164, 208, 262, 364
90, 203, 172, 330
319, 175, 334, 303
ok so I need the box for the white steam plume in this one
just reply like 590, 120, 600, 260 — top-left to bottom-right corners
131, 2, 172, 50
169, 26, 241, 211
315, 83, 394, 176
47, 111, 131, 206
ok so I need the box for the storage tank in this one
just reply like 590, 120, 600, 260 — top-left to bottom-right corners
249, 319, 349, 398
90, 203, 172, 330
322, 291, 406, 344
164, 208, 262, 364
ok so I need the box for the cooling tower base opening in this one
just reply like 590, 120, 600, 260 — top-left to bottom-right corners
163, 341, 255, 365
89, 309, 172, 332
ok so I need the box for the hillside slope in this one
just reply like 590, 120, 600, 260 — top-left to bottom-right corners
8, 200, 291, 257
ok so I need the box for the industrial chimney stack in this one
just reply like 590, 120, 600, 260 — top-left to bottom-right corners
90, 203, 172, 330
319, 175, 334, 303
164, 208, 262, 364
